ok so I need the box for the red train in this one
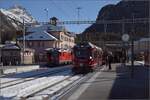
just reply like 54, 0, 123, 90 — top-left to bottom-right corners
46, 48, 72, 66
72, 42, 103, 74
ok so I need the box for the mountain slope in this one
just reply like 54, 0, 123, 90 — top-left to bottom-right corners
82, 0, 149, 42
0, 5, 37, 43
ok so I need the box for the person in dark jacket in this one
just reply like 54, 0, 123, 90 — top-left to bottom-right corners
106, 52, 113, 70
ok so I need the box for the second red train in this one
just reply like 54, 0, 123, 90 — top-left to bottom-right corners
46, 48, 72, 66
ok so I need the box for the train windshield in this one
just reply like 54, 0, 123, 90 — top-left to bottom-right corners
48, 50, 59, 57
74, 48, 91, 59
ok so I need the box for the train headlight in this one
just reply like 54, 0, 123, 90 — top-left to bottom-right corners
89, 56, 93, 65
90, 56, 92, 59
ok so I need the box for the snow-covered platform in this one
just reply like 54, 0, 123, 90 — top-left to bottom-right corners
0, 65, 40, 75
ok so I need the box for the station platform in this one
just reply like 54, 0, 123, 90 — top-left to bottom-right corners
62, 62, 149, 100
0, 65, 40, 75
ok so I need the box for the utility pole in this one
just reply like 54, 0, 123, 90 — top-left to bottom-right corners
77, 7, 81, 21
44, 8, 48, 22
131, 14, 135, 78
122, 17, 125, 66
0, 14, 1, 45
103, 20, 107, 49
122, 17, 125, 35
23, 18, 25, 65
104, 21, 107, 33
76, 7, 82, 42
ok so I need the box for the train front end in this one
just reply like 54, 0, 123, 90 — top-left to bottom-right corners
72, 43, 95, 74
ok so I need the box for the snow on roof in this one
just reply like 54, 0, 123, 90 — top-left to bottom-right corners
139, 38, 150, 42
0, 44, 5, 48
17, 31, 58, 41
27, 24, 76, 38
45, 48, 72, 52
2, 44, 20, 50
27, 24, 65, 33
134, 37, 150, 44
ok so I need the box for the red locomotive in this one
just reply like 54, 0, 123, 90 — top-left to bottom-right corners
72, 42, 103, 74
46, 48, 72, 66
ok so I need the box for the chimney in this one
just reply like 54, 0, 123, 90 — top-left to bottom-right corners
50, 17, 58, 26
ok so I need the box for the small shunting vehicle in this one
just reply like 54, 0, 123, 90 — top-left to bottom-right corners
72, 42, 103, 74
46, 48, 72, 66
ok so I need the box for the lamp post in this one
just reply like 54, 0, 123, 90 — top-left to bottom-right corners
122, 34, 129, 66
104, 20, 107, 48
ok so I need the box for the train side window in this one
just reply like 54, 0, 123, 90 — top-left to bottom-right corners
93, 51, 97, 58
92, 51, 96, 58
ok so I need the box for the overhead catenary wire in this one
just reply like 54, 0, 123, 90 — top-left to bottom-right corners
4, 13, 149, 26
57, 18, 149, 24
50, 0, 72, 20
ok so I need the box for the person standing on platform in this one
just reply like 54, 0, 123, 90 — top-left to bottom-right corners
107, 52, 113, 70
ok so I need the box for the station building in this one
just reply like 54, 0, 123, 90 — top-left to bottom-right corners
17, 19, 75, 64
133, 38, 150, 54
1, 41, 35, 66
1, 42, 21, 66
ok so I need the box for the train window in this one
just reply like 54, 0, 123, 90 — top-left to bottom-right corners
61, 35, 63, 40
92, 51, 95, 58
74, 48, 91, 58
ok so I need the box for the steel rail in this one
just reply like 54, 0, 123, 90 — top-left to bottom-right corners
0, 67, 70, 89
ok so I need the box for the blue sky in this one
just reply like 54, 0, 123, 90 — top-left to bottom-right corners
0, 0, 121, 33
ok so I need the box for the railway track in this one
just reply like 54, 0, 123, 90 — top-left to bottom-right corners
52, 65, 105, 100
20, 70, 101, 100
18, 73, 74, 99
20, 74, 83, 100
1, 65, 104, 100
16, 66, 104, 100
0, 66, 71, 89
0, 66, 73, 99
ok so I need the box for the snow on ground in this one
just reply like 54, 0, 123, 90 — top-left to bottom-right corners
27, 75, 82, 100
0, 65, 72, 98
17, 72, 72, 98
126, 61, 145, 66
1, 65, 71, 84
1, 69, 71, 99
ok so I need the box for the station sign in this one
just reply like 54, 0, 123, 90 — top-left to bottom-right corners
122, 34, 129, 42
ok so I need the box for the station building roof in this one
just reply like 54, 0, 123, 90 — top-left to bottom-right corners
27, 24, 65, 33
17, 31, 58, 41
2, 43, 20, 50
